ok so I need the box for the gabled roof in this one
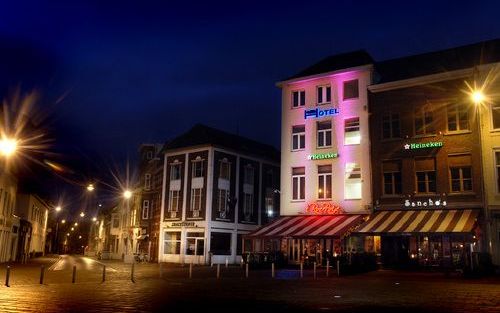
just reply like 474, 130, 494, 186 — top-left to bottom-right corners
162, 124, 280, 162
282, 50, 373, 82
375, 38, 500, 83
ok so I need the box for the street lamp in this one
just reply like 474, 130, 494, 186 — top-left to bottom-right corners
80, 212, 85, 218
92, 217, 97, 222
55, 206, 61, 212
0, 136, 17, 157
123, 190, 132, 199
87, 184, 95, 192
471, 90, 485, 105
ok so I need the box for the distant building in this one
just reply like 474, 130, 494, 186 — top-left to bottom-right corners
159, 124, 280, 264
16, 194, 49, 259
0, 169, 17, 262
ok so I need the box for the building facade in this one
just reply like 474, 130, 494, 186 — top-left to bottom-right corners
0, 169, 18, 262
159, 124, 280, 264
16, 194, 49, 258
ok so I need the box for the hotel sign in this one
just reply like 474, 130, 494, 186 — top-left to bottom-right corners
306, 202, 344, 215
307, 152, 339, 160
404, 141, 443, 150
404, 198, 447, 208
304, 107, 340, 119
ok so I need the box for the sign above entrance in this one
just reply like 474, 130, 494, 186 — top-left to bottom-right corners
306, 202, 344, 215
168, 221, 198, 227
404, 141, 443, 150
304, 107, 340, 119
404, 198, 447, 208
307, 152, 339, 160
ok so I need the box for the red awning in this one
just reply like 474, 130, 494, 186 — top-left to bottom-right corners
245, 214, 367, 239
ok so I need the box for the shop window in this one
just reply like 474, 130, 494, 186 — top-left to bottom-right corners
415, 107, 434, 136
170, 163, 182, 180
449, 154, 473, 192
210, 232, 231, 255
219, 159, 230, 180
317, 165, 332, 199
317, 120, 332, 148
447, 103, 469, 131
492, 103, 500, 130
292, 90, 305, 108
317, 85, 331, 105
382, 112, 400, 139
292, 167, 305, 200
415, 158, 436, 193
292, 125, 305, 150
383, 160, 402, 195
343, 79, 359, 100
345, 117, 360, 145
345, 163, 361, 199
186, 232, 204, 256
164, 232, 181, 254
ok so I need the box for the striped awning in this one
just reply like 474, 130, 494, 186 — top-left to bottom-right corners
245, 214, 367, 239
356, 209, 479, 234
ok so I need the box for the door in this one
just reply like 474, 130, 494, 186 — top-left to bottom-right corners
186, 232, 205, 264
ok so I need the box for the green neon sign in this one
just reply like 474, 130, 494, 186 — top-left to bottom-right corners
404, 141, 443, 150
307, 152, 339, 160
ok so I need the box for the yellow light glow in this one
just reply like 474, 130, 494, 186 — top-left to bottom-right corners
92, 217, 97, 222
471, 90, 485, 104
80, 212, 85, 217
55, 206, 62, 212
61, 219, 66, 224
123, 190, 132, 199
74, 222, 78, 226
87, 184, 94, 192
0, 137, 17, 157
71, 227, 74, 231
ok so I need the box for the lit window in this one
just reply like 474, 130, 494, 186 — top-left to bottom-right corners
345, 163, 361, 199
317, 121, 332, 148
317, 165, 332, 199
345, 117, 360, 145
292, 90, 306, 108
164, 232, 181, 255
292, 167, 305, 200
317, 85, 331, 105
292, 125, 305, 150
343, 79, 359, 100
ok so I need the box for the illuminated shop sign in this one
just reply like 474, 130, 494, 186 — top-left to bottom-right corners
304, 107, 340, 119
404, 198, 447, 208
404, 141, 443, 150
307, 152, 339, 160
169, 222, 197, 227
306, 202, 344, 215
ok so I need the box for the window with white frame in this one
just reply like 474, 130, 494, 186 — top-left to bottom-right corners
317, 165, 332, 199
142, 200, 149, 219
292, 125, 305, 150
292, 90, 305, 108
317, 120, 332, 148
383, 161, 402, 195
447, 103, 469, 131
243, 193, 253, 221
492, 103, 500, 130
144, 174, 151, 190
449, 154, 472, 193
317, 85, 331, 105
192, 159, 204, 178
217, 189, 229, 218
292, 167, 305, 201
382, 112, 400, 139
219, 159, 230, 180
170, 163, 182, 180
344, 163, 361, 199
244, 166, 254, 185
345, 117, 360, 145
163, 232, 181, 254
415, 158, 436, 193
414, 107, 434, 136
168, 190, 180, 212
190, 188, 203, 214
343, 79, 359, 100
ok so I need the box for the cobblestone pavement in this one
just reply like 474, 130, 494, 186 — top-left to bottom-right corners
0, 255, 499, 313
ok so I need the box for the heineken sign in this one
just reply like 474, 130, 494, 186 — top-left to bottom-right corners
304, 107, 340, 119
307, 152, 339, 160
404, 141, 443, 150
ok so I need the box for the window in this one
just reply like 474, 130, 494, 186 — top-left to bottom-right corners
449, 155, 472, 192
415, 158, 436, 193
210, 232, 231, 255
492, 103, 500, 130
192, 159, 204, 178
343, 79, 359, 100
142, 200, 149, 219
243, 193, 254, 220
496, 151, 500, 192
164, 232, 181, 254
383, 161, 402, 195
292, 90, 305, 108
190, 188, 203, 213
168, 190, 180, 212
415, 108, 435, 135
292, 167, 305, 200
345, 117, 360, 145
170, 163, 182, 180
144, 174, 151, 190
317, 165, 332, 199
317, 85, 331, 105
146, 151, 153, 160
382, 112, 400, 139
112, 214, 120, 228
447, 103, 469, 131
345, 163, 361, 199
265, 188, 274, 218
244, 166, 254, 185
217, 189, 229, 218
219, 159, 230, 180
292, 125, 305, 150
317, 120, 332, 148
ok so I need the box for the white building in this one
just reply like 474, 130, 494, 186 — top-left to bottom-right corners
158, 124, 280, 265
0, 169, 17, 262
16, 194, 49, 257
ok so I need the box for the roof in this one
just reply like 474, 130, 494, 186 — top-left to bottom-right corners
282, 50, 373, 82
162, 124, 280, 162
376, 38, 500, 83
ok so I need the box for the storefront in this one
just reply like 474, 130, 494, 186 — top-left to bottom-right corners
355, 209, 480, 269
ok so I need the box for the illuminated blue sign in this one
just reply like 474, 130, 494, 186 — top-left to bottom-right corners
304, 107, 340, 119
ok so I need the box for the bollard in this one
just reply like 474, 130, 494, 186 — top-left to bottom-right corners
225, 257, 228, 268
271, 263, 275, 278
216, 263, 220, 279
300, 262, 303, 279
313, 262, 317, 280
337, 260, 340, 277
131, 263, 135, 283
40, 265, 45, 284
72, 265, 76, 283
159, 263, 163, 278
326, 260, 330, 277
5, 266, 10, 287
245, 263, 249, 279
102, 265, 106, 283
189, 262, 193, 279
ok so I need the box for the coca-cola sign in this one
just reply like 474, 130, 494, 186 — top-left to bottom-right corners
305, 202, 344, 215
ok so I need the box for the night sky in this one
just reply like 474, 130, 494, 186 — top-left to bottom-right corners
1, 0, 500, 202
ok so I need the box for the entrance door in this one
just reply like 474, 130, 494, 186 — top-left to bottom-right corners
186, 232, 205, 264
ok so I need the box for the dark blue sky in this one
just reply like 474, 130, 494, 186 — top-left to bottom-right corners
1, 0, 500, 169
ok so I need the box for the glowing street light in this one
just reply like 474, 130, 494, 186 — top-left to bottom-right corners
55, 206, 62, 212
87, 184, 95, 192
78, 235, 82, 239
80, 212, 85, 218
471, 90, 485, 104
0, 137, 17, 157
61, 219, 66, 224
123, 190, 132, 199
71, 227, 74, 231
66, 233, 70, 236
92, 217, 97, 222
74, 222, 78, 226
